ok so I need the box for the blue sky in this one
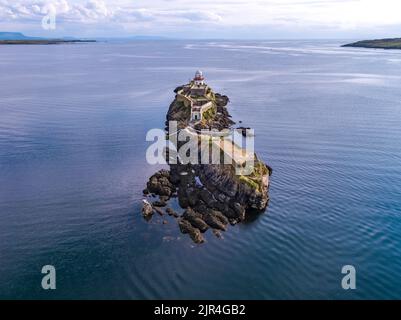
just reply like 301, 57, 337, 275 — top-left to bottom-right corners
2, 0, 401, 39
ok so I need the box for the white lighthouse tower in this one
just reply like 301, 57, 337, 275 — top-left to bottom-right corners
194, 70, 205, 85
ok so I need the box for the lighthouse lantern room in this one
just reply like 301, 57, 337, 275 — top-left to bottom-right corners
194, 70, 205, 85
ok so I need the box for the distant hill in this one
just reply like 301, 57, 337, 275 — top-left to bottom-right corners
0, 32, 42, 40
0, 32, 169, 42
95, 35, 170, 41
0, 32, 96, 45
0, 39, 96, 45
343, 38, 401, 49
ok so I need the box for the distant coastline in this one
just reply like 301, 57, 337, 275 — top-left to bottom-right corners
0, 39, 96, 45
0, 32, 95, 45
343, 38, 401, 49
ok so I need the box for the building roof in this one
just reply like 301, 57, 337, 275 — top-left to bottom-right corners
194, 70, 204, 80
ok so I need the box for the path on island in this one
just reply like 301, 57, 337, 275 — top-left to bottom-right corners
168, 126, 254, 166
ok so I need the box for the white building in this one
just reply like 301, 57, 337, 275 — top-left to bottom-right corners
176, 71, 215, 122
194, 70, 205, 85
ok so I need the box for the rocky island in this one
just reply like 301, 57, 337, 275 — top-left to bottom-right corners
142, 71, 272, 244
343, 38, 401, 49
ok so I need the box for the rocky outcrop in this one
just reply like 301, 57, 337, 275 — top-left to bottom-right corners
197, 163, 270, 211
342, 38, 401, 49
178, 218, 204, 244
142, 83, 272, 244
144, 170, 176, 198
142, 200, 153, 220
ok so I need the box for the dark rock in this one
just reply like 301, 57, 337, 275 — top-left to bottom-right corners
152, 200, 167, 207
222, 206, 239, 219
178, 187, 189, 208
229, 219, 238, 226
199, 189, 216, 207
160, 196, 170, 202
232, 202, 246, 221
146, 170, 176, 197
203, 213, 226, 231
142, 200, 153, 219
216, 193, 227, 203
213, 229, 223, 239
178, 219, 204, 244
187, 187, 199, 207
210, 210, 229, 226
215, 93, 229, 107
183, 208, 209, 233
214, 201, 226, 212
169, 165, 182, 184
193, 202, 209, 215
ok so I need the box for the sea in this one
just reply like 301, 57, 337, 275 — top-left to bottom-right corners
1, 40, 401, 299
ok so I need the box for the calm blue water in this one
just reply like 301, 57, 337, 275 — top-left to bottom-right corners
1, 40, 401, 299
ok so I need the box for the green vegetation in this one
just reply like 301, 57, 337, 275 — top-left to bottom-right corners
206, 90, 215, 100
239, 175, 260, 190
237, 161, 269, 192
343, 38, 401, 49
202, 106, 217, 121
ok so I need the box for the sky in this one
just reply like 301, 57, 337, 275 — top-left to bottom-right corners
1, 0, 401, 39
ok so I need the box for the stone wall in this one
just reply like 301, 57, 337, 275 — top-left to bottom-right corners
177, 92, 193, 108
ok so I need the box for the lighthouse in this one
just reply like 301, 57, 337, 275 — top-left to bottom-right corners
194, 70, 205, 86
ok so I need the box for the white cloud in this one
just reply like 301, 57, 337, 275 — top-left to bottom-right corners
0, 0, 223, 25
1, 0, 401, 37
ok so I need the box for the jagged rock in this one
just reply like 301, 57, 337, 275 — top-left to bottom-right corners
210, 210, 229, 226
178, 187, 189, 208
215, 93, 229, 107
214, 201, 226, 212
146, 170, 175, 197
193, 202, 209, 215
229, 219, 238, 226
152, 200, 167, 207
178, 219, 204, 244
186, 187, 199, 207
183, 208, 209, 233
203, 213, 226, 231
199, 188, 217, 207
217, 193, 227, 203
160, 196, 170, 202
213, 229, 223, 239
222, 206, 240, 220
142, 200, 153, 219
169, 165, 182, 184
232, 202, 246, 221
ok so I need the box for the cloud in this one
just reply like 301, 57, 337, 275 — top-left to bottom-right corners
119, 8, 155, 22
0, 0, 112, 22
1, 0, 401, 38
0, 0, 222, 25
177, 10, 222, 22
